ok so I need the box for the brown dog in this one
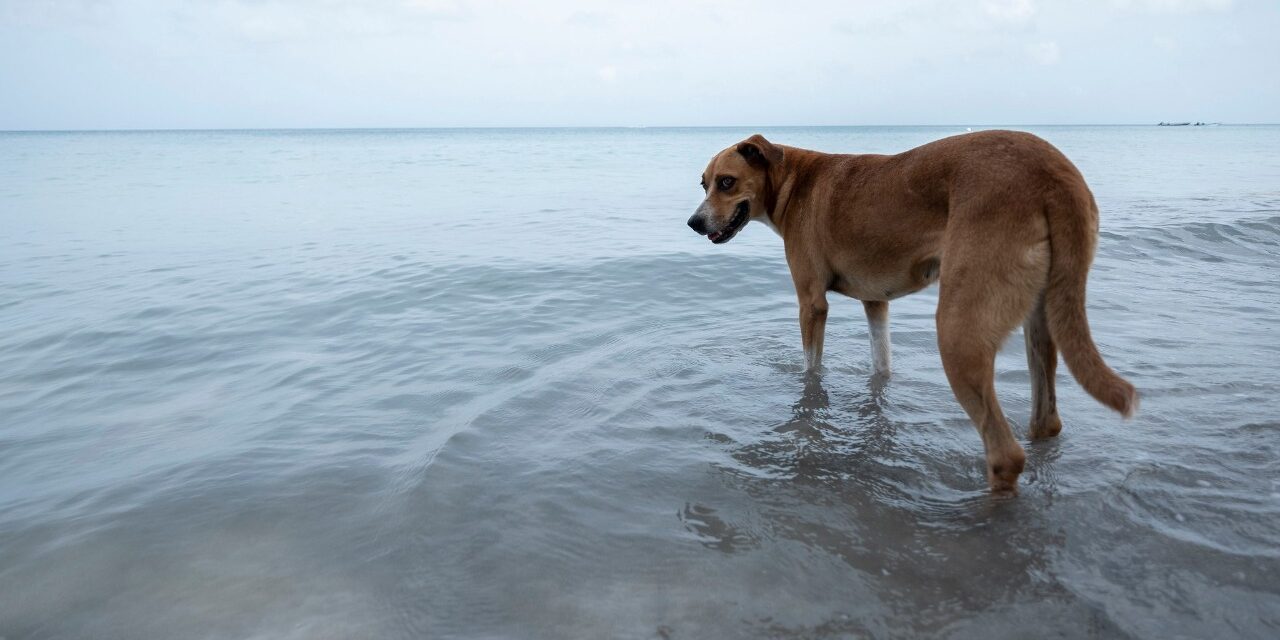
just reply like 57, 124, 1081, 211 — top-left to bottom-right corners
688, 130, 1137, 493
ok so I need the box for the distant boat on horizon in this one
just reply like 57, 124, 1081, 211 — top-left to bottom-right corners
1158, 121, 1218, 126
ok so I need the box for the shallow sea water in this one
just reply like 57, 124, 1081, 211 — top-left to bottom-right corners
1, 126, 1278, 639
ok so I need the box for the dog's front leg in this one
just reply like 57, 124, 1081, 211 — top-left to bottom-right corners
797, 288, 829, 372
863, 300, 891, 377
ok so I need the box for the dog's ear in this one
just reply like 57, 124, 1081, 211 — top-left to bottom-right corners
736, 134, 783, 169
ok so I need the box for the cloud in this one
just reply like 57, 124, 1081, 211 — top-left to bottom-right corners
1027, 40, 1061, 64
565, 10, 610, 28
1, 0, 1275, 128
983, 0, 1036, 24
401, 0, 468, 20
1108, 0, 1233, 13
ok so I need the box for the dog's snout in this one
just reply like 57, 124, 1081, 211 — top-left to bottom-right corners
687, 214, 708, 235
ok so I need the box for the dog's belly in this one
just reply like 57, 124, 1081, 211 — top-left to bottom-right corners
829, 255, 941, 301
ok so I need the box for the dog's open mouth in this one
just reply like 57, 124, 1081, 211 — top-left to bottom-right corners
707, 201, 749, 244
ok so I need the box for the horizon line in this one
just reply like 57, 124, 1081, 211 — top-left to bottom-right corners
1, 122, 1269, 134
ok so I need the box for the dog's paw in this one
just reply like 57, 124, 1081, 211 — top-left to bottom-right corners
1028, 413, 1063, 440
987, 448, 1026, 494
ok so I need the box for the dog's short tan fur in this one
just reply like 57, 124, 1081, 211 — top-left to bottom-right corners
688, 130, 1137, 493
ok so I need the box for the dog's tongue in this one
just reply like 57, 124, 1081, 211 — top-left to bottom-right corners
708, 231, 721, 242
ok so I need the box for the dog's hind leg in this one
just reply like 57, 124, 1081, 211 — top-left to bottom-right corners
1024, 296, 1063, 439
937, 315, 1025, 493
936, 231, 1048, 493
863, 300, 891, 377
937, 287, 1034, 493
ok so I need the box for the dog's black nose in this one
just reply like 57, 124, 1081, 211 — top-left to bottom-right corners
687, 214, 708, 235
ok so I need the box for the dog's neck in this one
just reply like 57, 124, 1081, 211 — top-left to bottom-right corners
763, 176, 790, 236
763, 148, 811, 238
765, 149, 862, 240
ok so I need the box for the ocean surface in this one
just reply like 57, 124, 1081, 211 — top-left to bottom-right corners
1, 125, 1278, 639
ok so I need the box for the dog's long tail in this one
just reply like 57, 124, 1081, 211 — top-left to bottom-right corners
1043, 187, 1138, 417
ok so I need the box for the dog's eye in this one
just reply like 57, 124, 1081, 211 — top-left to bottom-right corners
718, 176, 736, 190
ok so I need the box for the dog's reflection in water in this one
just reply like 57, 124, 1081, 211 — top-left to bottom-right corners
680, 372, 898, 553
756, 372, 899, 486
676, 502, 755, 553
773, 372, 833, 438
778, 371, 888, 427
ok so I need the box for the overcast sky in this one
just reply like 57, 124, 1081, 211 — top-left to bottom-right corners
1, 0, 1276, 130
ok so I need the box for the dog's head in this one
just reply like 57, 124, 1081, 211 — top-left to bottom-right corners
688, 134, 783, 244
